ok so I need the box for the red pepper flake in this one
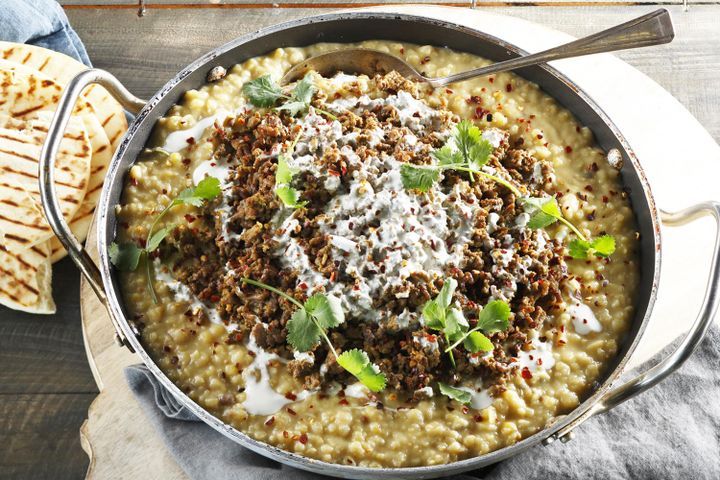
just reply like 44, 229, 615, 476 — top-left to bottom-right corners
466, 95, 482, 104
298, 282, 308, 291
298, 433, 308, 444
602, 195, 609, 203
399, 47, 405, 54
421, 55, 431, 65
182, 158, 191, 166
521, 367, 533, 380
265, 416, 275, 426
285, 392, 297, 401
565, 145, 573, 154
329, 271, 337, 282
474, 414, 484, 422
488, 77, 495, 83
474, 106, 490, 120
505, 83, 513, 93
536, 134, 543, 140
425, 333, 437, 342
283, 430, 289, 438
130, 177, 138, 186
286, 407, 297, 416
186, 137, 195, 145
210, 294, 220, 303
462, 406, 470, 415
445, 88, 453, 94
328, 169, 340, 177
339, 398, 349, 406
340, 165, 347, 176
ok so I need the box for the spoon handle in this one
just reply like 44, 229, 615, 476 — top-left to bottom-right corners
432, 8, 674, 87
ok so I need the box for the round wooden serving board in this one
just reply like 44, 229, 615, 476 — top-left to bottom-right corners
79, 6, 720, 479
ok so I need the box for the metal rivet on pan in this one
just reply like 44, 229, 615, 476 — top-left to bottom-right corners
207, 66, 228, 83
607, 148, 623, 170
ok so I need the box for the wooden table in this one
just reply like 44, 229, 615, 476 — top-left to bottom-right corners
1, 1, 718, 478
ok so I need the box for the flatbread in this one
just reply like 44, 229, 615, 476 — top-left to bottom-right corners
0, 57, 121, 261
48, 111, 112, 261
0, 42, 128, 151
0, 112, 91, 251
0, 211, 55, 314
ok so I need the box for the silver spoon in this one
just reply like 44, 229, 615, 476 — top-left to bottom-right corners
281, 9, 673, 88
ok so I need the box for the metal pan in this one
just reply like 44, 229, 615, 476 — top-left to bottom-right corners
38, 11, 720, 479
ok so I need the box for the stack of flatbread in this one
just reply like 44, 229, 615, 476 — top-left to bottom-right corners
0, 42, 127, 314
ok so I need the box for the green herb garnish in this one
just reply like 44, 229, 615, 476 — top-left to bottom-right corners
239, 277, 386, 392
437, 382, 471, 405
242, 74, 337, 120
568, 235, 616, 259
109, 177, 222, 302
422, 278, 510, 365
521, 196, 616, 259
400, 120, 520, 195
444, 300, 510, 353
274, 136, 307, 209
337, 349, 387, 393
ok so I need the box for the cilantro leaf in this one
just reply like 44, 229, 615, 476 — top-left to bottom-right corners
174, 177, 222, 208
400, 163, 440, 192
592, 235, 616, 257
276, 101, 310, 117
523, 196, 561, 229
476, 300, 511, 333
146, 225, 176, 252
444, 307, 468, 341
438, 382, 471, 405
467, 141, 493, 170
568, 235, 616, 259
109, 242, 143, 271
436, 278, 457, 311
568, 238, 591, 259
431, 145, 462, 166
276, 154, 294, 185
463, 331, 493, 353
275, 185, 307, 208
305, 293, 344, 330
276, 74, 317, 116
242, 75, 283, 107
402, 120, 499, 193
291, 74, 316, 104
337, 349, 387, 392
287, 308, 321, 352
454, 120, 492, 170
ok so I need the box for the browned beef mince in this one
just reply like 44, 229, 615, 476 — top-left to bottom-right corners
165, 74, 567, 398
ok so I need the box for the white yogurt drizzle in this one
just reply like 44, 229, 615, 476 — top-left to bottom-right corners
162, 110, 230, 153
242, 334, 315, 416
457, 385, 493, 410
566, 297, 602, 335
512, 333, 556, 373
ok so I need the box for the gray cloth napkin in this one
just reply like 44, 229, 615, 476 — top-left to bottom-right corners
0, 0, 91, 66
126, 325, 720, 479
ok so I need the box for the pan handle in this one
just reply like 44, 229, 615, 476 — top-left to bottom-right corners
39, 68, 146, 349
546, 201, 720, 444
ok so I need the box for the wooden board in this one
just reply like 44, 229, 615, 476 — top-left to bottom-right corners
79, 222, 187, 479
76, 5, 720, 479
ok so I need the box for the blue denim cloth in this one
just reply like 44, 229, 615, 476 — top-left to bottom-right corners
0, 0, 90, 66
